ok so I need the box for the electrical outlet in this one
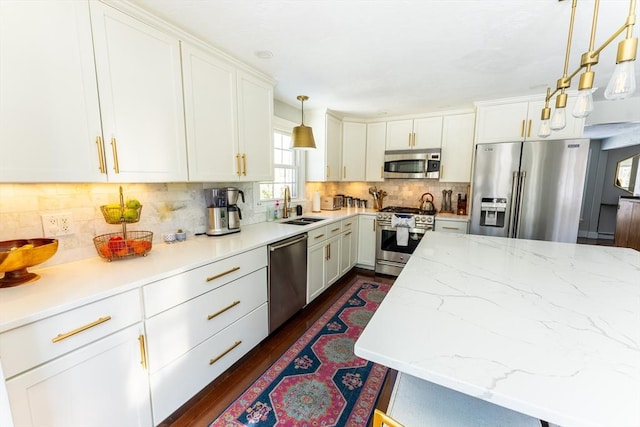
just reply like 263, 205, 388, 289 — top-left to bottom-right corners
41, 212, 74, 237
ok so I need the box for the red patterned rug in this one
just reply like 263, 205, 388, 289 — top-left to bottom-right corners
209, 280, 391, 427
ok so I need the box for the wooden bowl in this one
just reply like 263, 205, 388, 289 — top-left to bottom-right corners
0, 238, 59, 287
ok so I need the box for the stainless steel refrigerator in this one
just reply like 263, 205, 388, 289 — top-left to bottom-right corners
470, 139, 589, 243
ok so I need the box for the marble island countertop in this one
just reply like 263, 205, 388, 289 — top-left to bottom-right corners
355, 232, 640, 427
0, 208, 376, 333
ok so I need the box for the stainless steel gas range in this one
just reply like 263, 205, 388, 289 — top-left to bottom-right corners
375, 206, 435, 276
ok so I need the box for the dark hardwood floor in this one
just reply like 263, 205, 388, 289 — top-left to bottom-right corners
159, 268, 396, 427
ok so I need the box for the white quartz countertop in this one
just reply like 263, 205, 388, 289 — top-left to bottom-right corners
355, 232, 640, 427
0, 208, 376, 333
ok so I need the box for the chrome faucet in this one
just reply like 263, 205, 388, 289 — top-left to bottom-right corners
282, 186, 291, 218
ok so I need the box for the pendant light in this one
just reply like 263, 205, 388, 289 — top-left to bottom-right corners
291, 95, 316, 150
538, 89, 552, 138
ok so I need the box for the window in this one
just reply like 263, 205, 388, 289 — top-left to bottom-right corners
257, 118, 304, 202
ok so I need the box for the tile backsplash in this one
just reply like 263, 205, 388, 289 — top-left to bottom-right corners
0, 179, 469, 268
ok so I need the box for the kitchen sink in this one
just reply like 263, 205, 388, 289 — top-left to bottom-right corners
282, 217, 325, 226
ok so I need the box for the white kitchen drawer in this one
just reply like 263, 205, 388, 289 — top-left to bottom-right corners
341, 217, 357, 232
143, 246, 267, 317
326, 221, 343, 238
0, 289, 141, 379
149, 303, 268, 423
308, 225, 328, 243
435, 219, 469, 234
145, 267, 267, 373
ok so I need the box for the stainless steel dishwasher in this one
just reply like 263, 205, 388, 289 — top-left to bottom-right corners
268, 233, 308, 333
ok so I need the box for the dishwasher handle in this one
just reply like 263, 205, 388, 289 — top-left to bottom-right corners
269, 234, 308, 251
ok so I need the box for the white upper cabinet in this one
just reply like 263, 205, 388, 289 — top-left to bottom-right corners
90, 1, 188, 182
236, 70, 274, 181
307, 112, 342, 181
182, 42, 238, 182
386, 116, 442, 150
365, 122, 386, 182
440, 113, 476, 182
475, 96, 584, 144
341, 122, 367, 181
0, 1, 104, 182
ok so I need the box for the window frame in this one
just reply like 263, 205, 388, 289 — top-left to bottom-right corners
253, 116, 305, 206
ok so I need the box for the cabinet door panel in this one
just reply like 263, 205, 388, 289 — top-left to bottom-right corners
6, 324, 151, 427
441, 113, 475, 182
413, 116, 443, 149
237, 71, 274, 181
475, 102, 529, 144
0, 1, 104, 182
90, 1, 187, 182
182, 42, 238, 181
326, 115, 342, 180
386, 120, 413, 150
325, 235, 341, 286
366, 122, 387, 181
307, 243, 326, 303
357, 216, 376, 268
342, 122, 367, 181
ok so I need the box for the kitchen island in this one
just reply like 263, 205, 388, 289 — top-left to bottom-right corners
355, 232, 640, 427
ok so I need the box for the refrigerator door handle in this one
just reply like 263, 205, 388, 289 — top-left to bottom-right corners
514, 171, 527, 238
507, 171, 519, 237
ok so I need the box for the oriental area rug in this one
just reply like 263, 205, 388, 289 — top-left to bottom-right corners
209, 280, 391, 427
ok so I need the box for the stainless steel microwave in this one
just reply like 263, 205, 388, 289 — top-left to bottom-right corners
383, 149, 441, 179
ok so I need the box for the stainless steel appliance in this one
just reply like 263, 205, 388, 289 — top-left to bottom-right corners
268, 234, 308, 333
205, 188, 242, 236
470, 139, 589, 243
383, 149, 440, 179
375, 206, 435, 276
226, 187, 244, 231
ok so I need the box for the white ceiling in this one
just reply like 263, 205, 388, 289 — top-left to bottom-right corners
129, 0, 638, 119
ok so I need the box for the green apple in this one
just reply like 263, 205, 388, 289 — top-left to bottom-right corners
123, 208, 138, 221
126, 199, 141, 209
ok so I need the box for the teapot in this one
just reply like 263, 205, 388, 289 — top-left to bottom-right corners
419, 192, 436, 212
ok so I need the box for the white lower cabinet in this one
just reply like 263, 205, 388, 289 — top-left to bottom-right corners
307, 222, 343, 303
142, 247, 268, 424
1, 290, 151, 427
357, 215, 376, 268
340, 217, 359, 275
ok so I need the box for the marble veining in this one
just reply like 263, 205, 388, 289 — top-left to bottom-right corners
355, 232, 640, 427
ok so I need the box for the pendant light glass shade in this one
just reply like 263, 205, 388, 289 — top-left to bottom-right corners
604, 60, 636, 100
291, 95, 316, 149
538, 119, 551, 138
572, 88, 595, 118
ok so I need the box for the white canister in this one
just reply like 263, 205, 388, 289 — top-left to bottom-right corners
312, 191, 321, 212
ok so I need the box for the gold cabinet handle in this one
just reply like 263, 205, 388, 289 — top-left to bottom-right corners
412, 132, 416, 147
110, 138, 120, 173
325, 244, 329, 260
206, 266, 240, 282
209, 340, 242, 365
331, 227, 340, 232
52, 316, 112, 343
343, 166, 346, 178
442, 226, 460, 230
345, 222, 352, 226
520, 120, 525, 138
138, 334, 147, 370
407, 132, 411, 147
345, 231, 352, 236
236, 154, 241, 176
96, 136, 106, 173
326, 165, 330, 178
527, 119, 532, 138
372, 220, 376, 231
242, 153, 247, 176
314, 233, 325, 239
207, 300, 240, 320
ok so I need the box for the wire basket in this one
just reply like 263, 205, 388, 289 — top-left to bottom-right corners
93, 231, 153, 261
100, 205, 143, 224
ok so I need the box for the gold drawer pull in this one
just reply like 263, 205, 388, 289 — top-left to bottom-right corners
207, 300, 240, 320
110, 138, 120, 174
206, 266, 240, 282
96, 136, 106, 173
331, 227, 340, 232
138, 334, 147, 370
52, 316, 112, 343
209, 340, 242, 365
345, 222, 352, 226
314, 234, 325, 239
345, 231, 352, 236
442, 226, 459, 230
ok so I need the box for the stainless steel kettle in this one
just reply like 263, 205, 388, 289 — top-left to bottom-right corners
419, 192, 435, 212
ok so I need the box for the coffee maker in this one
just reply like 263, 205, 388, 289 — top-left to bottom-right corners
204, 188, 244, 236
226, 187, 244, 232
